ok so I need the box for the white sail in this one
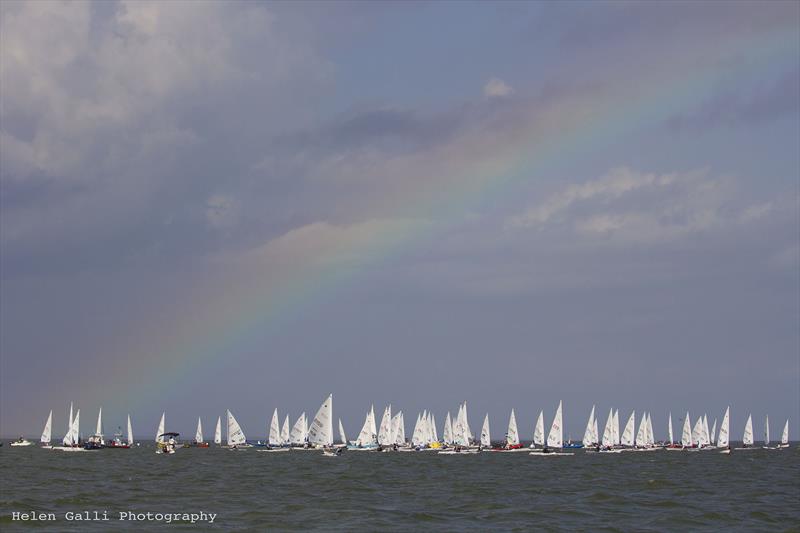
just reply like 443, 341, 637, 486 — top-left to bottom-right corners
602, 408, 614, 447
743, 414, 753, 446
411, 414, 423, 446
356, 406, 377, 446
290, 413, 306, 445
214, 416, 222, 445
546, 401, 563, 449
668, 412, 674, 445
226, 409, 246, 446
622, 410, 636, 446
592, 415, 599, 446
613, 409, 620, 446
710, 418, 717, 446
156, 412, 165, 443
303, 413, 309, 443
443, 412, 453, 444
377, 405, 393, 445
396, 412, 406, 445
764, 415, 770, 445
481, 414, 491, 447
95, 407, 103, 437
63, 402, 74, 446
454, 403, 470, 446
431, 413, 438, 443
195, 418, 204, 443
507, 409, 520, 446
41, 410, 53, 444
582, 406, 595, 447
281, 415, 290, 445
781, 419, 789, 445
463, 402, 473, 442
127, 415, 134, 445
308, 394, 334, 447
692, 416, 705, 446
703, 415, 710, 446
717, 407, 730, 448
681, 412, 692, 447
338, 418, 347, 445
534, 410, 545, 446
647, 413, 655, 446
634, 412, 646, 446
391, 412, 402, 444
71, 409, 81, 445
268, 409, 281, 446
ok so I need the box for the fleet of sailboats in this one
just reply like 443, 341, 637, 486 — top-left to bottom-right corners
12, 399, 792, 456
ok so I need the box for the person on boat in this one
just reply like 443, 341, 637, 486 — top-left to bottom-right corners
542, 445, 551, 454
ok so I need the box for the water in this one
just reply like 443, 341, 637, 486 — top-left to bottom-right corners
1, 443, 798, 531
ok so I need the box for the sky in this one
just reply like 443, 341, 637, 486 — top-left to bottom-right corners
1, 0, 798, 442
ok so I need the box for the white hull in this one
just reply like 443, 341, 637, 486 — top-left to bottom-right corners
52, 446, 93, 452
257, 447, 291, 453
529, 451, 574, 456
10, 441, 32, 447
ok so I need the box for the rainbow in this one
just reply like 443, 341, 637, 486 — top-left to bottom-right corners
98, 28, 796, 413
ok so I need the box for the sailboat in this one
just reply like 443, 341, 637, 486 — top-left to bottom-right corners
226, 409, 249, 449
258, 409, 291, 452
289, 413, 308, 448
717, 406, 731, 453
681, 412, 693, 449
155, 412, 178, 454
762, 415, 778, 450
735, 414, 755, 450
621, 410, 636, 448
665, 412, 680, 449
281, 415, 290, 446
214, 416, 222, 446
597, 408, 621, 453
338, 418, 348, 448
531, 400, 573, 456
350, 405, 378, 450
53, 406, 88, 451
393, 412, 406, 447
377, 405, 394, 447
778, 419, 789, 449
480, 414, 491, 449
581, 406, 596, 449
84, 407, 105, 449
530, 410, 545, 450
442, 412, 453, 446
494, 409, 524, 451
107, 415, 133, 448
307, 394, 334, 449
267, 409, 282, 447
40, 410, 53, 448
192, 417, 209, 447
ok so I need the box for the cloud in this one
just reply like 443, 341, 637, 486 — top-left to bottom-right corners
506, 167, 679, 229
506, 166, 787, 246
483, 77, 514, 98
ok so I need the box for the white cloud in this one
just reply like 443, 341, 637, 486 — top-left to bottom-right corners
506, 166, 678, 228
484, 77, 514, 98
506, 166, 783, 246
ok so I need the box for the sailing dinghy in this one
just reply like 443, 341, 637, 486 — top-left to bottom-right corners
778, 420, 789, 449
717, 406, 731, 453
226, 409, 250, 449
530, 401, 574, 456
40, 410, 53, 448
762, 416, 778, 449
735, 414, 755, 450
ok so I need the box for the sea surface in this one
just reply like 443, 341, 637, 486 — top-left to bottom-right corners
1, 442, 798, 531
